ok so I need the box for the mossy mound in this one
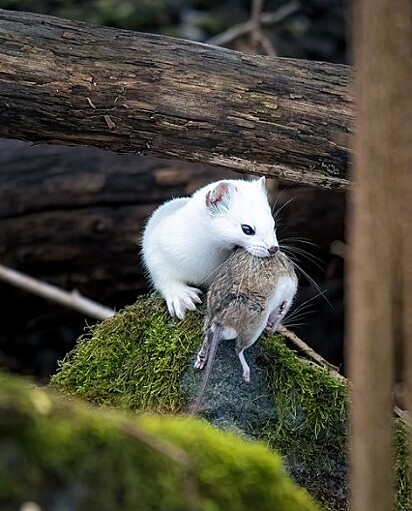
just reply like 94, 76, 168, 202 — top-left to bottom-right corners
51, 295, 411, 511
0, 371, 317, 511
52, 295, 202, 412
395, 419, 412, 511
52, 295, 348, 507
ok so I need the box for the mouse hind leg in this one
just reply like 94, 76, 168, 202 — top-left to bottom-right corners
194, 327, 213, 370
195, 324, 237, 370
265, 300, 292, 334
235, 331, 262, 382
236, 347, 251, 382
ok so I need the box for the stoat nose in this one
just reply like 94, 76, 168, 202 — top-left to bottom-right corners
268, 246, 279, 256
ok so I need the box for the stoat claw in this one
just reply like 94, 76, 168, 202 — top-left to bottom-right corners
166, 286, 202, 319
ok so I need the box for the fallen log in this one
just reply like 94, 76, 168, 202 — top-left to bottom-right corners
0, 9, 353, 190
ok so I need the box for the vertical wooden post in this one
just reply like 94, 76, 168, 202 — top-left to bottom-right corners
348, 1, 412, 510
400, 13, 412, 493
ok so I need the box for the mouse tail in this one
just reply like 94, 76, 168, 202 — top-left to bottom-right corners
190, 324, 222, 415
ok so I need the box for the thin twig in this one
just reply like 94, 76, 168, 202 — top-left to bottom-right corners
0, 263, 114, 320
280, 326, 411, 427
393, 405, 411, 427
259, 32, 277, 57
250, 0, 264, 53
207, 1, 300, 47
279, 325, 345, 381
330, 240, 347, 259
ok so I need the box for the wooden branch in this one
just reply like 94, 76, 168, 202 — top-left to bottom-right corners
0, 263, 114, 320
250, 0, 265, 53
0, 9, 353, 190
279, 326, 345, 381
208, 2, 300, 47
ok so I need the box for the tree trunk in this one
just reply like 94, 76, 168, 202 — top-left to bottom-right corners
347, 0, 412, 510
0, 9, 353, 190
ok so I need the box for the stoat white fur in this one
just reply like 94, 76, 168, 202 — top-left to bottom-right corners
141, 177, 279, 319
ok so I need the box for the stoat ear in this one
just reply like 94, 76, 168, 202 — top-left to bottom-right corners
205, 182, 233, 211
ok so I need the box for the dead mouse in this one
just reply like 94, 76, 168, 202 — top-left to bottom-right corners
190, 247, 298, 414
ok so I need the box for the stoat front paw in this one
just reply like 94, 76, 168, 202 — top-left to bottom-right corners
166, 286, 202, 320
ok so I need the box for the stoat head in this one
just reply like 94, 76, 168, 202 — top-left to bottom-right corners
205, 177, 279, 257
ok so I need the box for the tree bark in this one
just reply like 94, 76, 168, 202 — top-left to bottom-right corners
0, 9, 353, 190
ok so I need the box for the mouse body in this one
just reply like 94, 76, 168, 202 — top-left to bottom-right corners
191, 248, 297, 413
141, 178, 279, 319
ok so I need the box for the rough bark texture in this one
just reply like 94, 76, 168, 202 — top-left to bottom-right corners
0, 9, 353, 190
347, 0, 412, 510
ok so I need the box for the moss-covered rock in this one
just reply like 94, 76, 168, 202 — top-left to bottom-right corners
51, 295, 411, 511
52, 295, 346, 507
52, 296, 202, 412
0, 371, 317, 511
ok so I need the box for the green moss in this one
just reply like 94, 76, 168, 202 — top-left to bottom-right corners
0, 371, 317, 511
256, 336, 411, 511
260, 335, 347, 453
51, 296, 411, 510
395, 419, 412, 511
52, 295, 202, 412
257, 336, 347, 510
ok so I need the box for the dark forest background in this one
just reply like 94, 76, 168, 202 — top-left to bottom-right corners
0, 0, 348, 380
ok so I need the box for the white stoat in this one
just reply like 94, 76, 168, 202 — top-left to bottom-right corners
141, 177, 279, 319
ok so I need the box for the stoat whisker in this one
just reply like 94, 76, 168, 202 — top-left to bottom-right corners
272, 196, 295, 221
271, 185, 295, 217
280, 240, 322, 259
280, 236, 319, 248
286, 288, 329, 320
289, 259, 332, 310
285, 304, 315, 322
281, 321, 307, 329
284, 310, 315, 324
279, 240, 323, 262
280, 245, 324, 272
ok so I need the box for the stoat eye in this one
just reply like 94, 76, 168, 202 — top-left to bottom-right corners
241, 224, 255, 236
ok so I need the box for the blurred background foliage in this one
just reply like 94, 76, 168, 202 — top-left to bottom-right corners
0, 0, 347, 63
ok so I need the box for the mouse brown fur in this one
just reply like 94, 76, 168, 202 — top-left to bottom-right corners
191, 247, 298, 414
